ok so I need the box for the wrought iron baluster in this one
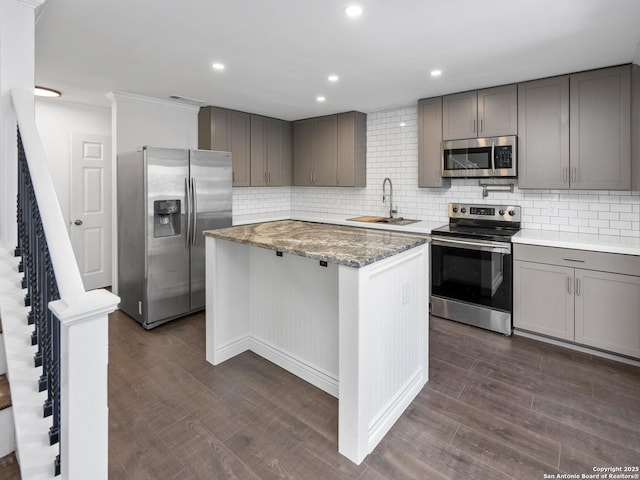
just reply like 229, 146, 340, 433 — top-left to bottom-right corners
17, 128, 62, 476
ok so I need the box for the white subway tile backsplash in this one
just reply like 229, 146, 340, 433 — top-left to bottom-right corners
232, 105, 640, 237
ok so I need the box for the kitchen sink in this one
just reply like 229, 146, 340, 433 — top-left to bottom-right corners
347, 216, 420, 226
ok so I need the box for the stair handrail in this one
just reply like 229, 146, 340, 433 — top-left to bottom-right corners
10, 88, 84, 298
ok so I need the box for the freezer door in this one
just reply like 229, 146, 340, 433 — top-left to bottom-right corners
145, 147, 190, 325
189, 149, 232, 310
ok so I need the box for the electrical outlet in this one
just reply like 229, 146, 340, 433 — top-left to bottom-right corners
549, 204, 558, 216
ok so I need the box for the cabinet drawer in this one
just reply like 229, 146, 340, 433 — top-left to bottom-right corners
514, 244, 640, 277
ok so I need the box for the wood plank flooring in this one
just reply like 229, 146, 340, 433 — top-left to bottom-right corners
2, 309, 639, 479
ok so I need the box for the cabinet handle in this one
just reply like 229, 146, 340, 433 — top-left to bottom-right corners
567, 276, 572, 294
562, 258, 585, 263
310, 173, 313, 184
232, 171, 235, 183
572, 167, 577, 184
472, 119, 476, 133
576, 278, 580, 296
480, 118, 483, 133
268, 172, 271, 184
563, 167, 568, 184
264, 172, 267, 184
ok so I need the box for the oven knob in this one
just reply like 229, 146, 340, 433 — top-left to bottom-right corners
499, 209, 505, 216
508, 210, 516, 216
452, 207, 458, 213
461, 208, 467, 214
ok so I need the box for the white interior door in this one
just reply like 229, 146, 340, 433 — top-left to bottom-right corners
70, 133, 112, 290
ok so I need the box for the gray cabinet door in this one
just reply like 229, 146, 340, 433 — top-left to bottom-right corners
337, 112, 366, 187
418, 97, 449, 188
575, 269, 640, 358
570, 65, 631, 190
478, 84, 518, 137
442, 91, 477, 140
293, 119, 313, 186
277, 119, 292, 186
312, 115, 338, 186
250, 114, 268, 186
198, 107, 251, 187
518, 76, 569, 189
513, 260, 575, 340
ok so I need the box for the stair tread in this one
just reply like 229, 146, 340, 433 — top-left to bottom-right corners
0, 374, 11, 411
0, 452, 21, 480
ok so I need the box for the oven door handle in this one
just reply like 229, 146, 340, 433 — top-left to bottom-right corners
431, 236, 511, 254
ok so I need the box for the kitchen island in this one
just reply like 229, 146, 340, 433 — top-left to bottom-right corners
204, 220, 429, 464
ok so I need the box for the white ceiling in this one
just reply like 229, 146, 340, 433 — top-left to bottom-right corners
35, 0, 640, 121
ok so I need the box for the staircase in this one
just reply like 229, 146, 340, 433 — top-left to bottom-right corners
0, 89, 120, 479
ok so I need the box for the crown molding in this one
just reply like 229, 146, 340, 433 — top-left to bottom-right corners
105, 91, 200, 113
17, 0, 47, 8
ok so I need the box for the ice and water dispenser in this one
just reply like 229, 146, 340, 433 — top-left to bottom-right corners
153, 200, 181, 237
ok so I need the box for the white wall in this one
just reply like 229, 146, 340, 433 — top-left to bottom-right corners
35, 99, 111, 227
0, 0, 38, 246
108, 91, 198, 154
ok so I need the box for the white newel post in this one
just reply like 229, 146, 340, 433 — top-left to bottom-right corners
49, 289, 119, 480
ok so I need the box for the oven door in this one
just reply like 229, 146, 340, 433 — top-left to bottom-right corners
431, 236, 513, 334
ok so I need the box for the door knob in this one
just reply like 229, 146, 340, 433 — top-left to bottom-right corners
74, 219, 83, 226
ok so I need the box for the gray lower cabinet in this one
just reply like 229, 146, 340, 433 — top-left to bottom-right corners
418, 97, 449, 188
514, 261, 574, 340
514, 244, 640, 359
250, 115, 292, 186
198, 106, 251, 187
442, 85, 517, 141
293, 111, 366, 187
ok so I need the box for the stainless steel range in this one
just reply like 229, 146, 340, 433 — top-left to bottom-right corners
430, 203, 521, 335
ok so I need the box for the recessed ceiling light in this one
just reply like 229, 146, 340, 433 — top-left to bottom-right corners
212, 62, 225, 71
430, 70, 442, 77
328, 75, 339, 82
344, 5, 363, 17
400, 122, 406, 127
34, 86, 61, 98
316, 96, 326, 102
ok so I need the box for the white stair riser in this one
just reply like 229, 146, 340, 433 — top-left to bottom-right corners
0, 407, 16, 458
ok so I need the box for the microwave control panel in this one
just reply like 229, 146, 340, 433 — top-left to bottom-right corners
494, 145, 513, 168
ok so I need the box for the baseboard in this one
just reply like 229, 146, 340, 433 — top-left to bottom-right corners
213, 335, 339, 397
367, 368, 427, 451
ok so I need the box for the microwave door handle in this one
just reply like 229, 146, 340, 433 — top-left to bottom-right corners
491, 142, 495, 172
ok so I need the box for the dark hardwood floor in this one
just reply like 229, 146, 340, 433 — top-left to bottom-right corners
3, 309, 639, 479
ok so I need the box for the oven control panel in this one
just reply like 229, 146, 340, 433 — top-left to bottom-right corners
448, 203, 521, 222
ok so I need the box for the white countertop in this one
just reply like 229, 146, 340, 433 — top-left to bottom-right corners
233, 210, 442, 235
513, 229, 640, 256
233, 211, 640, 256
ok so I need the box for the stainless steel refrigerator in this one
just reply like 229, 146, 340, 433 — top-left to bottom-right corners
117, 146, 232, 329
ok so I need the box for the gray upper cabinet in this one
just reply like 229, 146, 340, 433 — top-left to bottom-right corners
518, 76, 570, 189
198, 106, 251, 186
250, 115, 292, 187
442, 85, 517, 140
293, 112, 366, 187
337, 112, 366, 187
570, 65, 631, 190
633, 64, 640, 190
417, 97, 449, 188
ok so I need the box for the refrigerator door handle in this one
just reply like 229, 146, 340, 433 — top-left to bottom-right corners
185, 177, 191, 248
191, 177, 198, 247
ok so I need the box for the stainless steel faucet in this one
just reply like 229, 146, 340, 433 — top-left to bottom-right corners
382, 177, 397, 218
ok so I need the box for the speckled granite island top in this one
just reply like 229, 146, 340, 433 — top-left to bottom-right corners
204, 220, 428, 267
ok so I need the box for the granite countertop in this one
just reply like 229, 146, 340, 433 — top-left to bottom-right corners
513, 229, 640, 256
203, 220, 428, 267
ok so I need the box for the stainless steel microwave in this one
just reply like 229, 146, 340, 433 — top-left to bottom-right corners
441, 135, 517, 178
